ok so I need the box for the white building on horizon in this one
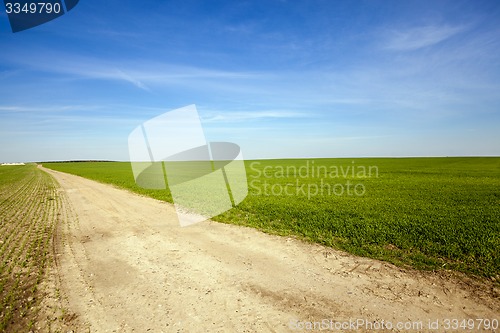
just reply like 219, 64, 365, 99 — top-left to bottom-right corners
0, 162, 26, 166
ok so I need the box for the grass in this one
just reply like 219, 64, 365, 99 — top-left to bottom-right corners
43, 157, 500, 278
0, 164, 61, 332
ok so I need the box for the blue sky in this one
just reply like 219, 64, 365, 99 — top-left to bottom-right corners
1, 0, 499, 162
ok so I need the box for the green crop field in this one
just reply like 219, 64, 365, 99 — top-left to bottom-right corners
0, 164, 61, 332
43, 157, 500, 279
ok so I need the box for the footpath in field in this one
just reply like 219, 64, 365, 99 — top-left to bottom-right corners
43, 167, 499, 332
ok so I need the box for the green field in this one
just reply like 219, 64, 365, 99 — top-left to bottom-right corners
43, 158, 500, 278
0, 164, 61, 331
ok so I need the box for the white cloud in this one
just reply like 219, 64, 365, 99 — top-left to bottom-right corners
200, 110, 307, 123
115, 69, 149, 91
0, 50, 263, 91
0, 104, 102, 113
384, 24, 466, 51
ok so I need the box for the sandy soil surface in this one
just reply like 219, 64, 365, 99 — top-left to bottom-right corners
41, 167, 499, 332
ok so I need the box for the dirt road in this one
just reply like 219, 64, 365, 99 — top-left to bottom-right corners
41, 167, 499, 332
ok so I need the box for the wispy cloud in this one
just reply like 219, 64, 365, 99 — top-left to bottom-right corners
115, 69, 149, 91
200, 110, 308, 123
3, 50, 258, 77
383, 24, 467, 51
0, 50, 263, 91
0, 104, 103, 113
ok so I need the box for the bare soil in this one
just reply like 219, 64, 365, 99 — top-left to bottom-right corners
41, 167, 499, 332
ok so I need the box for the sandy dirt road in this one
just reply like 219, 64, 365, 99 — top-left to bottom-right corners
42, 167, 499, 332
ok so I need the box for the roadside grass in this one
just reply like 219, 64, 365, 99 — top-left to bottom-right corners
43, 157, 500, 278
0, 164, 60, 332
